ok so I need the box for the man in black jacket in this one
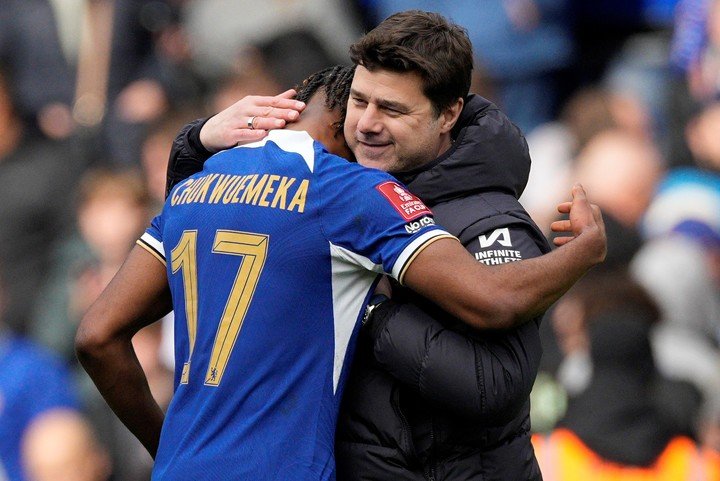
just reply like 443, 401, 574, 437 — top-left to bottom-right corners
165, 11, 582, 480
336, 13, 548, 479
337, 103, 548, 481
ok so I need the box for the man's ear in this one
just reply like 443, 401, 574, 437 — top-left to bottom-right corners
439, 97, 464, 134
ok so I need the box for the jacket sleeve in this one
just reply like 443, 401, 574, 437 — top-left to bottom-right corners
165, 117, 213, 198
369, 224, 545, 422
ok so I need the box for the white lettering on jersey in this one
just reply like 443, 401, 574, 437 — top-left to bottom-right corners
404, 216, 436, 234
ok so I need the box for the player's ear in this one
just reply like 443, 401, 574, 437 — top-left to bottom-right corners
438, 97, 463, 135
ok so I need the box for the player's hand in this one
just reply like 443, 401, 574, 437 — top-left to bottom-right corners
199, 89, 306, 152
550, 184, 607, 264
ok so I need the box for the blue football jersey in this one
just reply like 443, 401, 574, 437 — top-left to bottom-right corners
137, 130, 452, 481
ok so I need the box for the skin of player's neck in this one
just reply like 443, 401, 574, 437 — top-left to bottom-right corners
284, 114, 320, 138
283, 94, 328, 140
283, 91, 351, 159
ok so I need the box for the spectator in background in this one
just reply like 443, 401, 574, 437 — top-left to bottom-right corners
521, 87, 652, 236
534, 271, 720, 480
0, 0, 75, 139
673, 0, 720, 103
545, 129, 662, 394
21, 410, 111, 481
180, 1, 356, 132
534, 127, 661, 270
0, 67, 86, 334
205, 55, 282, 114
528, 123, 662, 403
632, 101, 720, 450
182, 0, 361, 82
0, 275, 87, 481
31, 169, 153, 360
571, 129, 662, 258
668, 0, 718, 166
670, 0, 711, 78
102, 0, 204, 166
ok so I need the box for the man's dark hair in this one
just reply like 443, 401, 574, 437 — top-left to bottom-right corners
295, 65, 355, 136
350, 10, 473, 116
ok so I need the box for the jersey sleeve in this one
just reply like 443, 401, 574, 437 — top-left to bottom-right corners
136, 213, 166, 265
317, 158, 454, 283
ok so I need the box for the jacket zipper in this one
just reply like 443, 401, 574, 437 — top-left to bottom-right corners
391, 386, 417, 461
428, 418, 437, 481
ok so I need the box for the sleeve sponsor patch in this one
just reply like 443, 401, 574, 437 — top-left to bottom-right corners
471, 228, 523, 265
404, 215, 436, 234
376, 181, 433, 221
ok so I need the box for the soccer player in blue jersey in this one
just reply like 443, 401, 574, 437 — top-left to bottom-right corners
76, 67, 605, 481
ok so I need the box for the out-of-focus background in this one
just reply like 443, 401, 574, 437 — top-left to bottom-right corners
1, 0, 719, 479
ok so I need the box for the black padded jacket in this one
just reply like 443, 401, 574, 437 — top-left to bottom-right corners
335, 95, 551, 481
165, 94, 551, 481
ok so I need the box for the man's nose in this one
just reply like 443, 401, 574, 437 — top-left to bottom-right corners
356, 104, 382, 134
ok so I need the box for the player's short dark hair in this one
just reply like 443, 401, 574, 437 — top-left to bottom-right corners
295, 65, 355, 137
350, 10, 473, 116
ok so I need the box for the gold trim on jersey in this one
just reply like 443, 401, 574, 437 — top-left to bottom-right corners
397, 234, 457, 285
136, 239, 167, 266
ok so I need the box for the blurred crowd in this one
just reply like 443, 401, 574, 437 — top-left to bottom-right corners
1, 0, 720, 480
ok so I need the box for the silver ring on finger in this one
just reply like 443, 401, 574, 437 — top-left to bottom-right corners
247, 116, 257, 130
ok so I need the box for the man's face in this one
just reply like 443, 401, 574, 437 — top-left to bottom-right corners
344, 66, 452, 173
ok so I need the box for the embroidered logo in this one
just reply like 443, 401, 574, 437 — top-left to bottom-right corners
478, 228, 512, 248
375, 181, 432, 221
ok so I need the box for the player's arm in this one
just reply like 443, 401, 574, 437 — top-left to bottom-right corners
402, 184, 606, 330
369, 225, 545, 421
166, 90, 306, 196
75, 245, 172, 458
